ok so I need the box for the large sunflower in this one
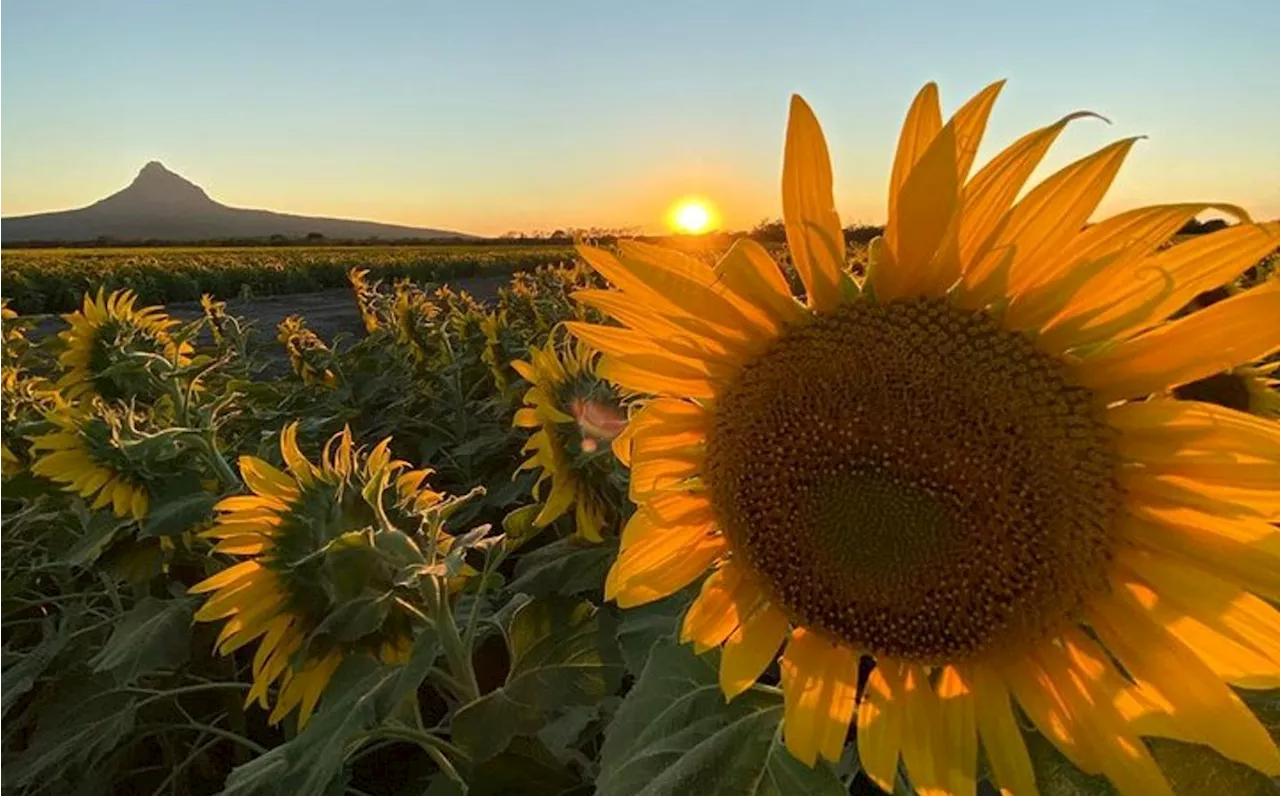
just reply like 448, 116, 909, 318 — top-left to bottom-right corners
57, 288, 193, 402
569, 81, 1280, 794
513, 338, 630, 541
190, 423, 449, 727
28, 406, 150, 519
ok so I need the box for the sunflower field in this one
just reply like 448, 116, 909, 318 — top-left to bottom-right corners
4, 81, 1280, 796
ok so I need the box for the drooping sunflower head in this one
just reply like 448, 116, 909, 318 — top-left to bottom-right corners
389, 280, 441, 356
276, 315, 338, 388
29, 404, 151, 519
349, 268, 386, 333
512, 335, 630, 541
199, 293, 234, 346
190, 423, 453, 727
572, 82, 1280, 791
57, 288, 193, 403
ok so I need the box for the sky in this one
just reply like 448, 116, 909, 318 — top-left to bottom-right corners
3, 0, 1278, 236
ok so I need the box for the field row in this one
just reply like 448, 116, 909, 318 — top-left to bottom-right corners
0, 244, 578, 314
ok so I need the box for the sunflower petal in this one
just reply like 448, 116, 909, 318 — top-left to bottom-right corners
780, 628, 857, 765
681, 560, 762, 653
970, 664, 1037, 796
718, 604, 788, 699
605, 519, 725, 608
857, 661, 906, 793
782, 95, 845, 312
1073, 280, 1280, 403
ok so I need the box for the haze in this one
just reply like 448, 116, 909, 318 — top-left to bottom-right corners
3, 0, 1278, 236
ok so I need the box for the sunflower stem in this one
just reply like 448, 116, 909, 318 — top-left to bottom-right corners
434, 578, 481, 704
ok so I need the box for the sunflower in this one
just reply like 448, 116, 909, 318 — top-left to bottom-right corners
276, 315, 338, 388
513, 338, 631, 542
28, 405, 150, 519
569, 81, 1280, 794
1175, 361, 1280, 418
57, 288, 193, 402
190, 424, 450, 727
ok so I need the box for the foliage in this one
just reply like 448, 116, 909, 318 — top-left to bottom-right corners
2, 250, 1277, 796
1, 244, 578, 314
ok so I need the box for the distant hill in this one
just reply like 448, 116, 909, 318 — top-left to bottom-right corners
1, 162, 476, 243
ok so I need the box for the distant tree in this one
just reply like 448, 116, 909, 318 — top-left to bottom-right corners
844, 224, 883, 245
1177, 217, 1230, 235
306, 232, 325, 241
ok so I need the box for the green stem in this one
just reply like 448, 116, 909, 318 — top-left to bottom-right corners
434, 581, 481, 703
195, 433, 240, 489
132, 681, 250, 707
462, 547, 505, 653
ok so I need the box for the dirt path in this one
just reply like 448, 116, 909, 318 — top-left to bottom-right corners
29, 274, 511, 343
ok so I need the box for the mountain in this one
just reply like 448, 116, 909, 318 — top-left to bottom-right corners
1, 162, 476, 242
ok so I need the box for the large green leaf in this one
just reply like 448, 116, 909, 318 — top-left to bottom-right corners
141, 471, 217, 538
508, 536, 616, 597
1, 611, 76, 718
452, 596, 623, 761
89, 596, 196, 683
614, 586, 696, 676
597, 641, 845, 796
3, 675, 138, 789
221, 631, 440, 796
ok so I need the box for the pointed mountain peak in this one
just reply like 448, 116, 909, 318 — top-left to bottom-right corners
100, 161, 217, 210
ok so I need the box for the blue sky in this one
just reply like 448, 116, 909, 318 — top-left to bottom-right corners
3, 0, 1278, 235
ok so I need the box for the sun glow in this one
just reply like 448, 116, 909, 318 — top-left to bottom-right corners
667, 198, 716, 234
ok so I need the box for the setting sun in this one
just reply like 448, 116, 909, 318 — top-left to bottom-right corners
667, 198, 716, 234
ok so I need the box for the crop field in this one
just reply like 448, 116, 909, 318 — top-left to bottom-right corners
0, 244, 579, 314
1, 241, 1278, 796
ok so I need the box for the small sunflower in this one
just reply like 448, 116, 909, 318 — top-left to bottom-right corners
200, 294, 232, 346
349, 268, 385, 333
190, 424, 450, 727
570, 81, 1280, 793
513, 337, 630, 542
57, 288, 193, 402
29, 406, 150, 519
276, 315, 338, 388
1175, 361, 1280, 418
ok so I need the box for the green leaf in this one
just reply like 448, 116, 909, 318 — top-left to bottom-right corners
461, 736, 584, 796
141, 472, 217, 538
508, 535, 616, 597
1, 611, 77, 718
615, 586, 696, 676
89, 596, 196, 683
597, 641, 844, 796
1148, 737, 1279, 796
452, 596, 624, 761
310, 593, 391, 644
5, 675, 138, 788
1024, 729, 1114, 796
220, 654, 416, 796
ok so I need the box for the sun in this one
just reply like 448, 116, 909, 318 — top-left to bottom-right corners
668, 198, 715, 234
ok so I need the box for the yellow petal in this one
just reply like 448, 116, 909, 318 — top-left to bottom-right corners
970, 664, 1036, 796
630, 449, 702, 501
1073, 281, 1280, 403
278, 423, 315, 486
718, 604, 788, 699
1110, 398, 1280, 463
533, 474, 575, 527
297, 650, 343, 728
1002, 651, 1099, 774
782, 95, 845, 312
1089, 579, 1280, 776
238, 457, 301, 501
857, 660, 906, 793
876, 120, 960, 301
1041, 221, 1280, 353
780, 628, 857, 766
713, 239, 806, 329
958, 111, 1104, 287
979, 137, 1139, 300
935, 666, 978, 796
597, 355, 720, 399
680, 560, 762, 653
897, 664, 943, 795
887, 82, 943, 250
1114, 560, 1279, 688
606, 520, 725, 608
189, 560, 264, 595
1122, 470, 1280, 523
572, 289, 733, 363
1122, 501, 1280, 603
